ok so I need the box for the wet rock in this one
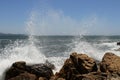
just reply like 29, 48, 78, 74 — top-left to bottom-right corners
100, 52, 120, 73
50, 76, 65, 80
5, 61, 26, 80
12, 61, 26, 69
55, 58, 77, 79
39, 77, 47, 80
5, 61, 54, 80
55, 52, 120, 80
70, 52, 98, 74
45, 60, 55, 70
117, 42, 120, 45
100, 52, 120, 79
55, 52, 98, 80
57, 78, 65, 80
28, 64, 54, 79
8, 72, 37, 80
74, 72, 107, 80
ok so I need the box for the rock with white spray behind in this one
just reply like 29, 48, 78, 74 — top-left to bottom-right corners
4, 52, 120, 80
5, 61, 54, 80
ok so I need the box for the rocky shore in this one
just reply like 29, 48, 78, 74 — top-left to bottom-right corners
4, 52, 120, 80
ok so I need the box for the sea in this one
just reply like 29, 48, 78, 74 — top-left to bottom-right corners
0, 35, 120, 79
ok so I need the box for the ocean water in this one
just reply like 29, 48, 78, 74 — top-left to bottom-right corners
0, 35, 120, 79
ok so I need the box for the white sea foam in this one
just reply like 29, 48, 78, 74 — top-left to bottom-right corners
69, 36, 104, 61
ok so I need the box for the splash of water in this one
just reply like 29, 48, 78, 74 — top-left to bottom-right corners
70, 36, 104, 61
70, 35, 120, 62
0, 11, 46, 80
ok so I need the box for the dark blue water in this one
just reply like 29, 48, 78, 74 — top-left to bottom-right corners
0, 35, 120, 56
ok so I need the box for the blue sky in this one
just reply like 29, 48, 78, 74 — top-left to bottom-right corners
0, 0, 120, 35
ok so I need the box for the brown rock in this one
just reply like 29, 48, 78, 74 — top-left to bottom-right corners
100, 52, 120, 73
5, 61, 54, 80
54, 58, 77, 79
5, 61, 26, 80
29, 64, 54, 79
74, 72, 107, 80
55, 52, 98, 80
12, 61, 26, 69
39, 77, 47, 80
70, 52, 98, 74
8, 72, 37, 80
57, 78, 65, 80
50, 76, 65, 80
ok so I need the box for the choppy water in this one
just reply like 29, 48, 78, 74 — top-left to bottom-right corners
0, 35, 120, 79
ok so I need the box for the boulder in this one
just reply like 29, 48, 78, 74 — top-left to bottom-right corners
100, 52, 120, 73
27, 64, 54, 79
8, 72, 37, 80
117, 42, 120, 45
73, 72, 108, 80
39, 77, 47, 80
54, 58, 77, 79
5, 61, 54, 80
54, 52, 98, 80
57, 78, 65, 80
70, 52, 98, 74
12, 61, 26, 69
5, 61, 26, 80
